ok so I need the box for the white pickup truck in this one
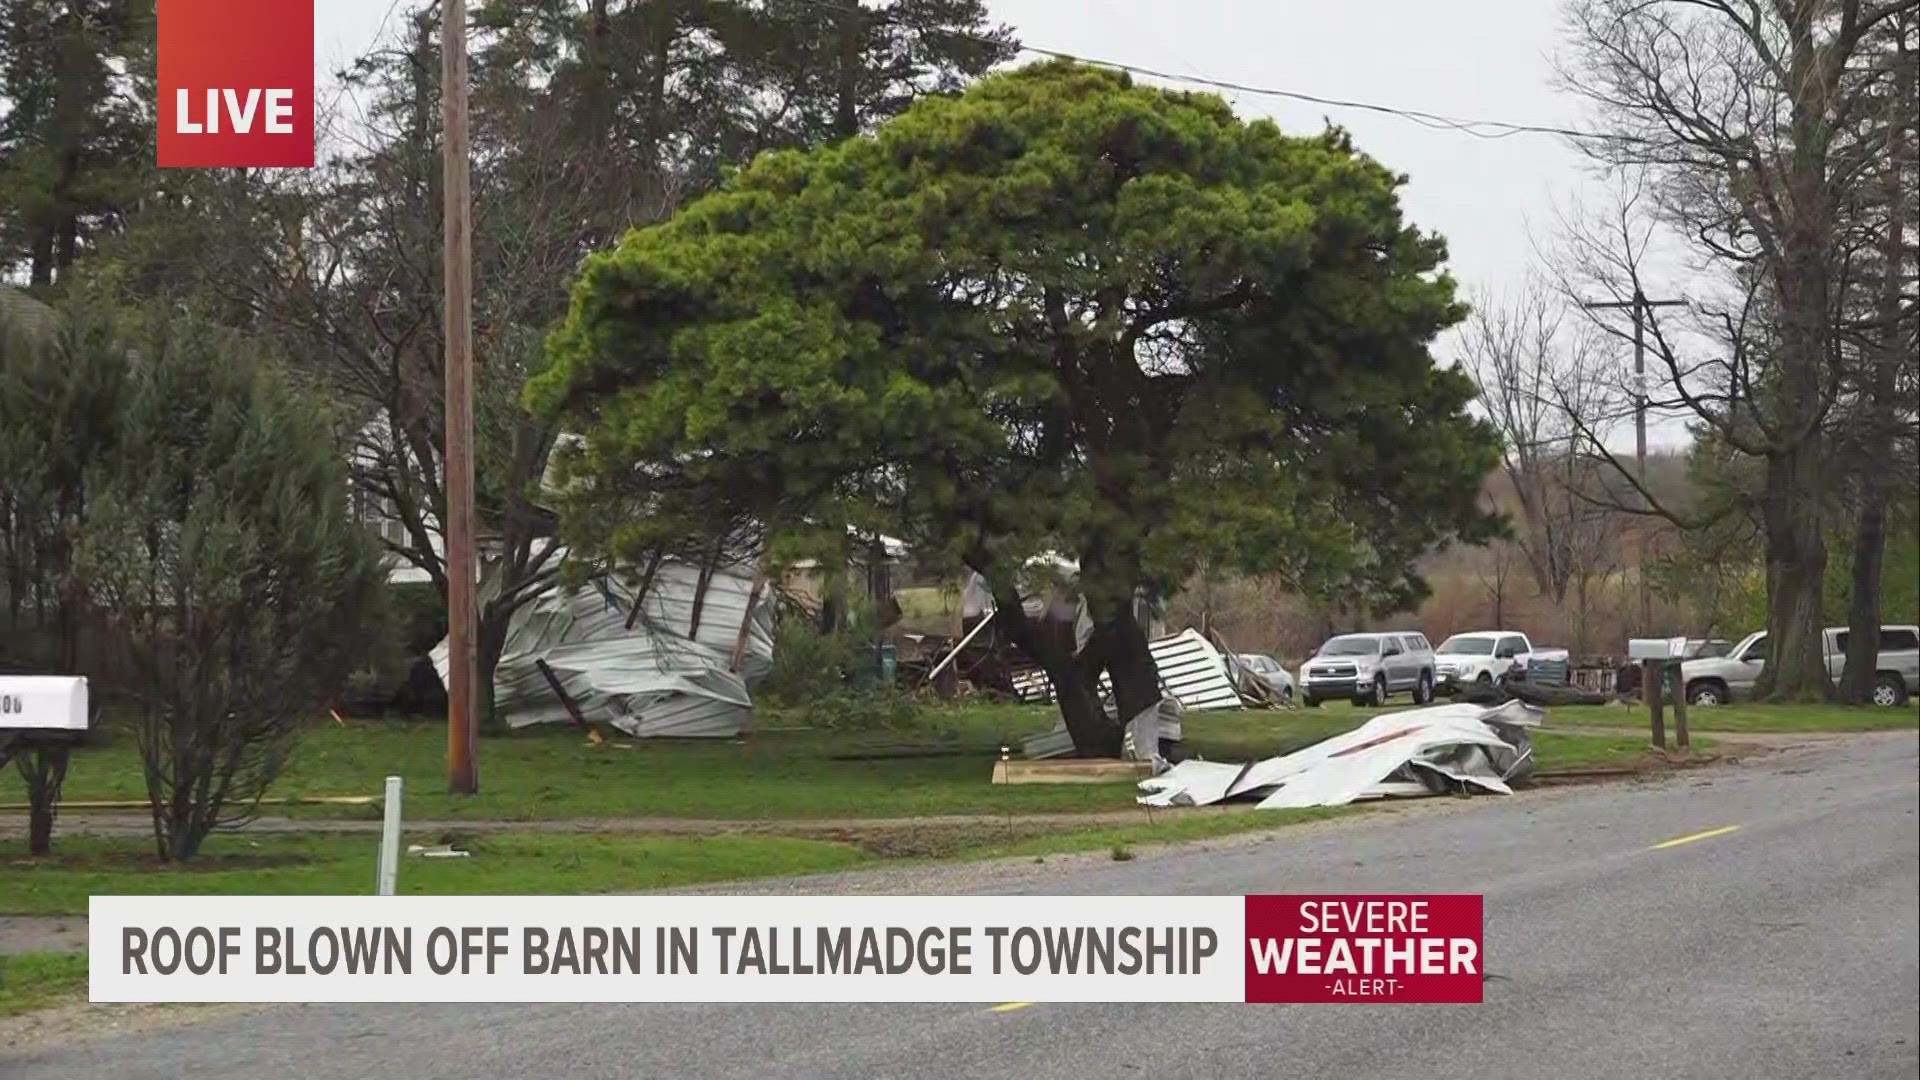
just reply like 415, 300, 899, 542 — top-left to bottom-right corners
1433, 631, 1570, 688
1680, 624, 1920, 707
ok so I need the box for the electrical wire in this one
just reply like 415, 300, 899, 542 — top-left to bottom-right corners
782, 0, 1624, 143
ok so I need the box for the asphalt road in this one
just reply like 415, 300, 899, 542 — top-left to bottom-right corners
6, 730, 1916, 1080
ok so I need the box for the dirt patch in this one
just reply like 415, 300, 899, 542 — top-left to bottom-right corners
0, 916, 87, 955
0, 1001, 262, 1053
1529, 747, 1732, 787
3, 851, 314, 873
781, 820, 1073, 859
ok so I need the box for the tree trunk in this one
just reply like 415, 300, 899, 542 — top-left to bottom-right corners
14, 745, 71, 856
1097, 601, 1162, 725
28, 228, 55, 288
476, 606, 510, 733
1839, 82, 1909, 704
1838, 498, 1887, 703
987, 582, 1120, 757
1756, 448, 1831, 699
1047, 653, 1120, 758
832, 3, 862, 140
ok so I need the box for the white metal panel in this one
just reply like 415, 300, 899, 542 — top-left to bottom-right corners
0, 676, 88, 732
1012, 628, 1243, 714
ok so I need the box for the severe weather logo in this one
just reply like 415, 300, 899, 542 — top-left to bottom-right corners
1243, 895, 1484, 1003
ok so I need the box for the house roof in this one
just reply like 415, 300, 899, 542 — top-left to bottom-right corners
0, 287, 57, 341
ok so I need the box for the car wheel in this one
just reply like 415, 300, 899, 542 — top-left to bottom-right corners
1280, 684, 1295, 706
1363, 674, 1387, 707
1687, 681, 1723, 707
1871, 675, 1906, 708
1413, 671, 1434, 705
1475, 671, 1493, 687
1302, 695, 1322, 708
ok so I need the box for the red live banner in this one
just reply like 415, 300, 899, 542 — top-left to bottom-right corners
1244, 894, 1483, 1003
157, 0, 314, 167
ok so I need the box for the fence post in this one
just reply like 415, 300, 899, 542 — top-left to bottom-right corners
377, 775, 403, 896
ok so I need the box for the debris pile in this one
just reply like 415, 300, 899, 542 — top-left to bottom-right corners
431, 559, 773, 738
1137, 700, 1543, 810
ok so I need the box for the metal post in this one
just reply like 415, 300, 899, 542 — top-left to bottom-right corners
926, 606, 998, 683
442, 0, 479, 795
377, 775, 403, 896
1584, 291, 1685, 635
1631, 298, 1647, 631
1668, 660, 1690, 751
1640, 658, 1666, 750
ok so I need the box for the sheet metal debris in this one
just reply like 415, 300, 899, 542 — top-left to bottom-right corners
1137, 700, 1543, 809
431, 560, 773, 738
1013, 628, 1247, 716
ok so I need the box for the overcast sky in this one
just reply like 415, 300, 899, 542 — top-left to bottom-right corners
313, 0, 1683, 446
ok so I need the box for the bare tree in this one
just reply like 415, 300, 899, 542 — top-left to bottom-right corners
1554, 0, 1919, 697
1832, 8, 1920, 699
1476, 531, 1523, 630
1459, 279, 1628, 612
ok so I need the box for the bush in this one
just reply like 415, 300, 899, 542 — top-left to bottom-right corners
73, 306, 386, 861
388, 580, 451, 656
757, 606, 921, 731
758, 607, 883, 704
764, 688, 921, 733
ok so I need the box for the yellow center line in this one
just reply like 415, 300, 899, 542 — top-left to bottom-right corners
989, 1001, 1036, 1013
1650, 824, 1742, 850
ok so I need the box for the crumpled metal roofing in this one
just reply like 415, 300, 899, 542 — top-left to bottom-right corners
432, 561, 773, 738
1014, 627, 1244, 715
1137, 700, 1543, 809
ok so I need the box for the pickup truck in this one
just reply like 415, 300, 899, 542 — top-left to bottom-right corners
1680, 624, 1920, 707
1433, 631, 1571, 688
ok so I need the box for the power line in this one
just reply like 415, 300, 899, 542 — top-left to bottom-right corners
783, 0, 1624, 143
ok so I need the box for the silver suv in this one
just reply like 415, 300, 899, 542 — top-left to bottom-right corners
1299, 631, 1437, 707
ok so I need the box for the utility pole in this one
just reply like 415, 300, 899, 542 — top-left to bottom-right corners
1583, 289, 1685, 634
442, 0, 479, 796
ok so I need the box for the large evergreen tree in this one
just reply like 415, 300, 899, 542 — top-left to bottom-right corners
0, 0, 152, 290
534, 62, 1502, 753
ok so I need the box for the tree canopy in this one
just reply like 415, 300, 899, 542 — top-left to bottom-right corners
537, 60, 1503, 751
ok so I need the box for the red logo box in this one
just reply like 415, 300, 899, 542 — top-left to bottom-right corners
158, 0, 314, 167
1244, 894, 1483, 1003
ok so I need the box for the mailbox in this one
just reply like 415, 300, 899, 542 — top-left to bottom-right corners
1627, 638, 1686, 661
0, 676, 89, 732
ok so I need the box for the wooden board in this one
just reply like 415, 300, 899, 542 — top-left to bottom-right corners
991, 758, 1152, 785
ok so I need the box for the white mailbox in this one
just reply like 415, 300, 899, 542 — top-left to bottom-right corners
1627, 638, 1687, 661
0, 676, 89, 732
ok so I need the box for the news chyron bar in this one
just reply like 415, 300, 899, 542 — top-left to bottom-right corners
91, 895, 1483, 1004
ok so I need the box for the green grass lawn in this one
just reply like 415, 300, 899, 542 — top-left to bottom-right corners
2, 701, 1678, 823
1641, 700, 1920, 732
0, 951, 88, 1018
0, 809, 1365, 916
1, 831, 871, 917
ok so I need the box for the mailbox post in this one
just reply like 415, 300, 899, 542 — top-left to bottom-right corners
1627, 639, 1685, 751
1669, 660, 1690, 750
0, 676, 90, 856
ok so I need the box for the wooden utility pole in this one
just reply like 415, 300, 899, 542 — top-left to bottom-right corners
442, 0, 479, 795
1584, 290, 1685, 634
